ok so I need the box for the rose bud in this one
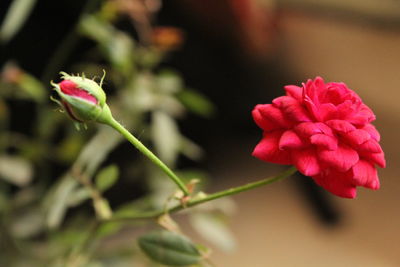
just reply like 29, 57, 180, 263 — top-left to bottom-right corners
252, 77, 385, 198
51, 72, 113, 127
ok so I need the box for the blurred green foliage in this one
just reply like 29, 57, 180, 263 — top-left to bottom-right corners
0, 0, 233, 266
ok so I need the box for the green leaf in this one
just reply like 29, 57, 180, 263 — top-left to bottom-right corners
78, 15, 113, 44
67, 187, 91, 207
19, 72, 46, 102
95, 164, 119, 192
0, 155, 33, 186
78, 15, 134, 76
177, 89, 215, 118
138, 230, 202, 266
45, 175, 78, 229
156, 70, 183, 94
179, 137, 204, 161
151, 111, 181, 166
93, 198, 112, 220
0, 0, 37, 43
75, 126, 122, 177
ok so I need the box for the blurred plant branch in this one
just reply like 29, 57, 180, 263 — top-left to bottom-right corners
106, 166, 297, 222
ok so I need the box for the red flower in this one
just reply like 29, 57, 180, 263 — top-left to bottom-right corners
252, 77, 385, 198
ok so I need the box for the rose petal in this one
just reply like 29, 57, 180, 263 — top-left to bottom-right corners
303, 96, 321, 121
348, 114, 370, 126
361, 124, 380, 142
252, 130, 292, 164
312, 170, 357, 198
359, 151, 386, 168
324, 83, 350, 104
284, 85, 303, 100
273, 96, 311, 122
359, 104, 376, 123
257, 104, 292, 129
310, 134, 338, 150
350, 160, 380, 189
343, 129, 371, 146
252, 105, 280, 132
294, 122, 333, 137
336, 100, 357, 121
292, 148, 321, 176
325, 120, 356, 133
358, 139, 382, 153
318, 144, 359, 172
279, 130, 307, 150
319, 103, 337, 121
60, 80, 97, 104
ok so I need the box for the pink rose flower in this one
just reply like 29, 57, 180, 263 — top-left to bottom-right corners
252, 77, 385, 198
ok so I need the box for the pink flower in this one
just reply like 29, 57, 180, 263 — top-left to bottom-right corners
252, 77, 385, 198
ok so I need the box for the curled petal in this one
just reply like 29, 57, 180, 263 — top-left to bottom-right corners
325, 120, 356, 133
343, 129, 371, 146
359, 104, 376, 123
273, 96, 311, 122
292, 148, 321, 176
362, 124, 380, 142
312, 170, 357, 198
294, 122, 333, 137
253, 131, 292, 164
348, 114, 370, 126
351, 160, 379, 189
324, 82, 350, 104
359, 151, 386, 168
252, 105, 281, 131
256, 104, 292, 129
279, 130, 307, 150
303, 96, 321, 121
284, 85, 303, 100
336, 100, 357, 121
358, 139, 382, 153
302, 77, 326, 121
310, 134, 338, 150
318, 103, 337, 121
311, 76, 326, 95
318, 144, 359, 172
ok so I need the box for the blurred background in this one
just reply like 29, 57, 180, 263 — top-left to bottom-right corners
0, 0, 399, 266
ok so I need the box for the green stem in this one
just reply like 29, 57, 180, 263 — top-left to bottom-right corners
107, 117, 190, 196
107, 166, 297, 222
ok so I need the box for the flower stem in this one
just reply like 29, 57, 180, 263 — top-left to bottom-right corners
107, 117, 190, 196
108, 166, 298, 222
